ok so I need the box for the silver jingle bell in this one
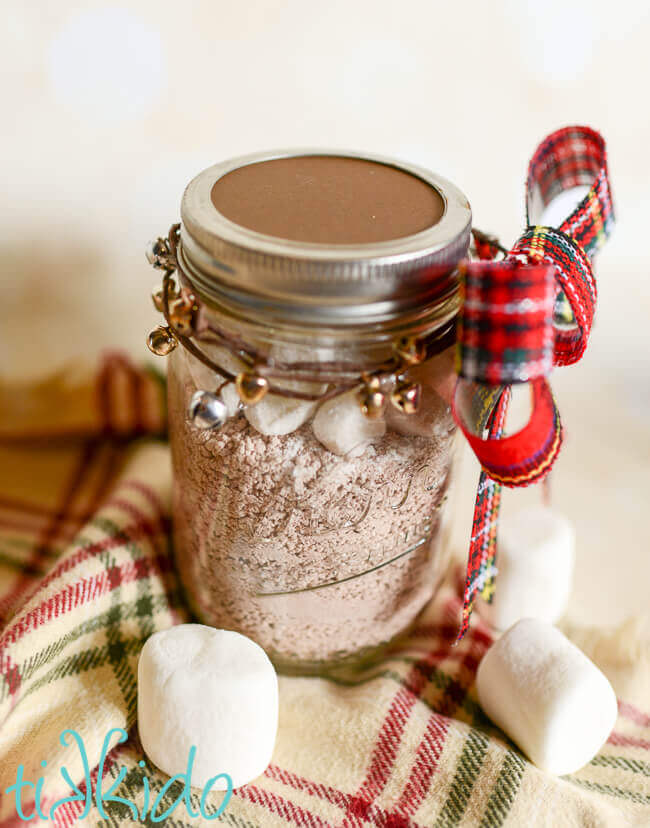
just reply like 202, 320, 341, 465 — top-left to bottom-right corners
187, 390, 228, 430
145, 237, 173, 270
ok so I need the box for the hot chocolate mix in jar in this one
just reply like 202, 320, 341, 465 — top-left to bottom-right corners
148, 151, 471, 675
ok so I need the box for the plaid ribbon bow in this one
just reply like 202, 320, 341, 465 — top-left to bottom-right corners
453, 125, 614, 639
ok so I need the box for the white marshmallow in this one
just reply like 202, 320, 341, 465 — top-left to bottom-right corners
244, 344, 326, 436
476, 618, 618, 775
312, 390, 386, 455
220, 382, 241, 418
137, 625, 278, 789
181, 346, 243, 418
245, 394, 319, 436
480, 506, 575, 631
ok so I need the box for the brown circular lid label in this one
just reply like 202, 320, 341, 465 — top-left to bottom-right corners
210, 155, 444, 245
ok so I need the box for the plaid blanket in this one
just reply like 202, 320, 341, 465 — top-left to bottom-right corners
0, 353, 648, 827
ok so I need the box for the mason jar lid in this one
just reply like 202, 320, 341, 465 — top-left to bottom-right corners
179, 149, 471, 329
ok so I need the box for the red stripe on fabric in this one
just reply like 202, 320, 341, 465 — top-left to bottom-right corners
388, 626, 489, 822
0, 355, 118, 623
52, 728, 131, 828
235, 783, 331, 828
411, 623, 493, 651
0, 726, 130, 828
608, 732, 650, 751
107, 498, 169, 556
0, 440, 101, 622
0, 495, 90, 520
0, 528, 168, 653
0, 651, 21, 698
265, 764, 349, 809
392, 715, 449, 819
338, 597, 476, 828
119, 480, 168, 526
0, 515, 80, 539
115, 353, 146, 435
0, 547, 169, 719
618, 700, 650, 729
264, 765, 427, 828
6, 488, 168, 602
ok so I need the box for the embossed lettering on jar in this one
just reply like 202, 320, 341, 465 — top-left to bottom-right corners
160, 151, 471, 675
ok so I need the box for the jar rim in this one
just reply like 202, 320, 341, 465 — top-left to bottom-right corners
180, 148, 471, 328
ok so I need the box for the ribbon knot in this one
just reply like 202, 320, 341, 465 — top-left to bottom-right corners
453, 125, 614, 640
510, 225, 596, 366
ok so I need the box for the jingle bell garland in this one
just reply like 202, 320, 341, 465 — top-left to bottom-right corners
145, 225, 455, 423
390, 380, 421, 415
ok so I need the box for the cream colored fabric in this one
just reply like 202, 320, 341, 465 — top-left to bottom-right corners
0, 361, 649, 826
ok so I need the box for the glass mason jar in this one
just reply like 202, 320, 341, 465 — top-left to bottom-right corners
161, 150, 471, 675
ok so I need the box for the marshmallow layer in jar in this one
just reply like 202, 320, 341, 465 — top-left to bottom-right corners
168, 150, 471, 675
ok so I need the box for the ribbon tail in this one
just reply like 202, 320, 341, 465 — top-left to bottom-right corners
457, 469, 502, 643
456, 386, 510, 643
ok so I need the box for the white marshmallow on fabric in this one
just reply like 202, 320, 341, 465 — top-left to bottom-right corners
476, 618, 618, 775
138, 625, 278, 789
312, 390, 385, 455
480, 505, 575, 631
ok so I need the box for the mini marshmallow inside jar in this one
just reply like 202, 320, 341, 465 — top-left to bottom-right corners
164, 150, 471, 675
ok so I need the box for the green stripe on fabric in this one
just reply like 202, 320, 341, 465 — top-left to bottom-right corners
590, 755, 650, 777
99, 539, 145, 722
567, 777, 650, 805
1, 511, 172, 695
10, 509, 176, 707
405, 655, 493, 728
100, 515, 158, 724
435, 728, 489, 826
19, 636, 148, 700
479, 750, 526, 827
1, 591, 183, 704
323, 659, 490, 727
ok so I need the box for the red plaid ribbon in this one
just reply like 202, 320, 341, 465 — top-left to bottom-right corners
453, 125, 614, 639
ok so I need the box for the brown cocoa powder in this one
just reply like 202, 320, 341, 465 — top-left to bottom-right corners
169, 362, 457, 669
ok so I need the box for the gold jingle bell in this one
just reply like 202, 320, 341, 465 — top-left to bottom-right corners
151, 281, 179, 313
358, 386, 386, 419
361, 374, 382, 392
394, 336, 426, 365
390, 381, 421, 414
147, 325, 177, 356
168, 288, 199, 336
236, 371, 269, 405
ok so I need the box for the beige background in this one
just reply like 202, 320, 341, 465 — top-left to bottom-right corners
1, 1, 648, 627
